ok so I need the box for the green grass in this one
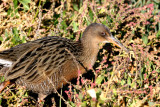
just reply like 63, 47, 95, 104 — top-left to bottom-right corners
0, 0, 159, 106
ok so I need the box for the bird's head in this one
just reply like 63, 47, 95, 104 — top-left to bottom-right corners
82, 23, 129, 53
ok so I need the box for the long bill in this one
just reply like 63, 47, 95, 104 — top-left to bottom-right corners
107, 35, 129, 53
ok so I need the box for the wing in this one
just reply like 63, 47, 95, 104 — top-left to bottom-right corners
0, 42, 39, 62
4, 36, 74, 84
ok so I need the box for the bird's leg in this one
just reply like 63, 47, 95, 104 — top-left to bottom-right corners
0, 81, 11, 93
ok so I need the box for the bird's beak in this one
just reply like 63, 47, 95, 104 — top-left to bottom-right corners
107, 35, 129, 53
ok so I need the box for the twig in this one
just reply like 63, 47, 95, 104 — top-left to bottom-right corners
35, 5, 42, 38
42, 72, 72, 107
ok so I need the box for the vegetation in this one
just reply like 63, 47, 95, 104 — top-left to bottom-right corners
0, 0, 159, 106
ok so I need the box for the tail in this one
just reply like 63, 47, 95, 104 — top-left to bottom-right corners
0, 50, 13, 76
0, 59, 12, 76
0, 59, 12, 67
0, 52, 13, 75
0, 42, 37, 62
0, 48, 17, 62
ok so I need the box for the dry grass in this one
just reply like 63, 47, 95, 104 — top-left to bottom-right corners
0, 0, 159, 106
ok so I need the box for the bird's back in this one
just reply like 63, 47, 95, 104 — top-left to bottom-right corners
1, 36, 83, 94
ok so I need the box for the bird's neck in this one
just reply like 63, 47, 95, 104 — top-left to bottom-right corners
79, 38, 99, 67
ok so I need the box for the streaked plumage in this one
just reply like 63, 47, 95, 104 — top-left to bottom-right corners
0, 23, 129, 101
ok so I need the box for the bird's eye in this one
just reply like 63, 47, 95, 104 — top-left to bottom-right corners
101, 32, 106, 36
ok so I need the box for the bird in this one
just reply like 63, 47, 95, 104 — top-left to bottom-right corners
0, 23, 129, 103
